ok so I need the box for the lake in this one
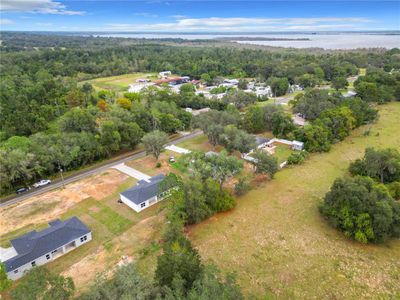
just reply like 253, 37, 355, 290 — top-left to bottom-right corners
96, 32, 400, 50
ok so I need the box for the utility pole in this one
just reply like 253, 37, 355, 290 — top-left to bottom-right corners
59, 166, 65, 189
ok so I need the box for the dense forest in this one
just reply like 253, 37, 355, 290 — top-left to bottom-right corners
0, 32, 399, 195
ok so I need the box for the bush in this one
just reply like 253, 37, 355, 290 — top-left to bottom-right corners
234, 178, 251, 196
156, 162, 161, 168
287, 151, 308, 165
387, 181, 400, 200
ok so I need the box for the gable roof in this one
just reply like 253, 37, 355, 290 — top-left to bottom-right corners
5, 217, 90, 272
121, 174, 165, 205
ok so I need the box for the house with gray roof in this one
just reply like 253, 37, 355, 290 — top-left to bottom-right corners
1, 217, 91, 280
120, 174, 170, 212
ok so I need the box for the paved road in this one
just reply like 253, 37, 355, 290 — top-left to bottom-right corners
0, 131, 203, 208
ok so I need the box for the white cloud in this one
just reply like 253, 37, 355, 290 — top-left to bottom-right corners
0, 0, 85, 15
134, 12, 159, 18
106, 17, 372, 32
0, 18, 15, 25
170, 15, 188, 20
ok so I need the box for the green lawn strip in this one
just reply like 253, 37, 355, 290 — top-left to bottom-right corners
188, 102, 400, 299
273, 145, 294, 164
87, 202, 132, 235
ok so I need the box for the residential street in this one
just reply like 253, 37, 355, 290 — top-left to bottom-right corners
0, 130, 203, 208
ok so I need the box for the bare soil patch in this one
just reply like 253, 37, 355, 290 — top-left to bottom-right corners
0, 169, 128, 234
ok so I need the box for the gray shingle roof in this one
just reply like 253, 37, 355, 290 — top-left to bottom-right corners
5, 217, 90, 272
120, 174, 165, 205
255, 136, 270, 146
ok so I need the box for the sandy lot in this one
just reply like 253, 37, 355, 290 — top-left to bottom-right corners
61, 214, 163, 291
0, 169, 128, 234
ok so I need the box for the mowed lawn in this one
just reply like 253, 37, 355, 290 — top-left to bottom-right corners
188, 102, 400, 299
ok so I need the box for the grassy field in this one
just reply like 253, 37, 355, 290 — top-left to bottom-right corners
273, 144, 294, 164
81, 73, 157, 92
188, 102, 400, 299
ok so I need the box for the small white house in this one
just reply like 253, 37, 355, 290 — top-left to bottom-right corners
2, 217, 91, 280
120, 174, 172, 212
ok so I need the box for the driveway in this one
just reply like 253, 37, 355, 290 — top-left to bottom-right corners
165, 145, 191, 154
112, 163, 151, 182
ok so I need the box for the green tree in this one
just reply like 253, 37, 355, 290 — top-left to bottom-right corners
355, 81, 379, 102
222, 90, 257, 109
298, 73, 319, 88
331, 76, 349, 90
184, 151, 243, 189
0, 262, 11, 292
270, 111, 295, 138
11, 267, 75, 300
252, 150, 279, 178
155, 225, 202, 290
180, 83, 196, 94
243, 105, 265, 133
99, 120, 121, 154
320, 176, 400, 243
79, 264, 153, 300
238, 79, 248, 90
294, 124, 331, 152
349, 148, 400, 183
319, 106, 356, 141
59, 108, 97, 133
219, 125, 256, 154
267, 77, 289, 97
142, 130, 168, 160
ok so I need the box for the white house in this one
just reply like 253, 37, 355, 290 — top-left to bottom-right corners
1, 217, 91, 280
120, 174, 172, 212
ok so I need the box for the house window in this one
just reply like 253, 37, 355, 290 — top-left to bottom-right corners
80, 235, 87, 242
140, 202, 146, 208
46, 254, 51, 260
14, 269, 18, 274
31, 261, 36, 267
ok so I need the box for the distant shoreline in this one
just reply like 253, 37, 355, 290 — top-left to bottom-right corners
215, 37, 310, 41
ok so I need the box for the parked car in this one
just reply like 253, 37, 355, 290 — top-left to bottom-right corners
169, 156, 176, 163
16, 187, 30, 194
33, 179, 51, 188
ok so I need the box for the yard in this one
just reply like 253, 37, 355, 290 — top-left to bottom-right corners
81, 72, 157, 93
187, 102, 400, 299
0, 169, 167, 294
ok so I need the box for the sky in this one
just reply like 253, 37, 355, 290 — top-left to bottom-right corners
0, 1, 399, 32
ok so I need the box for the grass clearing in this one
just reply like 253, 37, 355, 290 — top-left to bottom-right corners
273, 144, 294, 163
87, 201, 132, 235
81, 73, 157, 92
188, 102, 400, 299
176, 133, 224, 153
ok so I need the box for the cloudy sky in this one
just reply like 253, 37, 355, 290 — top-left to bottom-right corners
0, 0, 399, 32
